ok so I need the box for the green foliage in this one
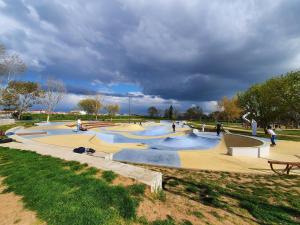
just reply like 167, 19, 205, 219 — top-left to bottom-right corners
128, 183, 146, 196
180, 220, 193, 225
192, 211, 204, 219
0, 147, 139, 224
0, 81, 41, 118
19, 112, 145, 122
102, 170, 118, 183
184, 106, 203, 120
160, 167, 300, 225
78, 97, 102, 117
105, 104, 120, 117
185, 184, 198, 193
151, 217, 175, 225
148, 106, 159, 118
238, 71, 300, 128
154, 189, 166, 202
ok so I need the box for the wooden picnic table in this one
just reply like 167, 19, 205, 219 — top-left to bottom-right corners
268, 160, 300, 175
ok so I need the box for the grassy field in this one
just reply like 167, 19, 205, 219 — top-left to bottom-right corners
0, 148, 300, 225
139, 165, 300, 225
0, 147, 200, 225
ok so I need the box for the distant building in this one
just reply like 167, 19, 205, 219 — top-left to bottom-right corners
69, 110, 87, 115
29, 110, 47, 114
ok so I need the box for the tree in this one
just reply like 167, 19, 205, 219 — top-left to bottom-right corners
105, 104, 120, 119
78, 95, 102, 119
41, 79, 66, 122
0, 45, 26, 83
184, 106, 203, 120
0, 81, 41, 119
168, 105, 174, 120
147, 106, 159, 118
218, 96, 242, 124
238, 71, 300, 128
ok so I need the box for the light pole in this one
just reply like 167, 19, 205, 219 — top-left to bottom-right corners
128, 94, 133, 123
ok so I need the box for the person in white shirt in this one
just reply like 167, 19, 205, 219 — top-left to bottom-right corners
201, 123, 206, 132
267, 125, 276, 146
77, 118, 81, 132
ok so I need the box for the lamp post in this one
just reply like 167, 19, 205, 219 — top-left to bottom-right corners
128, 94, 133, 123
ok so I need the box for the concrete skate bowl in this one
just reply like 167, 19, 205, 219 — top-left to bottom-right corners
224, 133, 269, 158
8, 121, 222, 168
112, 131, 221, 167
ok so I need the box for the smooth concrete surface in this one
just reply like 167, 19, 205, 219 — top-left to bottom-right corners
5, 123, 300, 174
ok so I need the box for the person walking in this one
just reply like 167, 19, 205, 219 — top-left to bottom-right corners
267, 125, 276, 146
172, 123, 176, 132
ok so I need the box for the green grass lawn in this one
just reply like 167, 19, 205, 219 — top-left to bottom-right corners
0, 147, 140, 225
0, 147, 195, 225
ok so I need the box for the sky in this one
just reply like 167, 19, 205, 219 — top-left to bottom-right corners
0, 0, 299, 114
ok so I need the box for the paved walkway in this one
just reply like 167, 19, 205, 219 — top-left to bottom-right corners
2, 131, 162, 192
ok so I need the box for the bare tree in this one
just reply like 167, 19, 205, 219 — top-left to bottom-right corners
0, 53, 26, 83
93, 95, 103, 120
41, 79, 66, 122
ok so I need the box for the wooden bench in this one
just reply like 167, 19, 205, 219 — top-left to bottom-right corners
268, 160, 300, 175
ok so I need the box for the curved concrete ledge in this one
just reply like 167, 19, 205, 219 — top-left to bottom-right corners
224, 133, 270, 158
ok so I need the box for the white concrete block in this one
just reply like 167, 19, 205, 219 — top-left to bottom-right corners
258, 145, 270, 157
229, 147, 259, 157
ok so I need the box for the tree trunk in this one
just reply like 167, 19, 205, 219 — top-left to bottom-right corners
47, 114, 50, 123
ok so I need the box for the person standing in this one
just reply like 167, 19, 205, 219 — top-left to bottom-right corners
201, 123, 206, 132
77, 118, 81, 132
267, 125, 276, 146
216, 122, 222, 136
172, 123, 176, 132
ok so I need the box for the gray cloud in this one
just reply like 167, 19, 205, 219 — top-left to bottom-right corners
1, 0, 300, 109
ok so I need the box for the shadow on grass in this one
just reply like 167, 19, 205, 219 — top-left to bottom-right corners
162, 174, 300, 225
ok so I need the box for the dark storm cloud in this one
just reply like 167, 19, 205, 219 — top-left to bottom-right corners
1, 0, 300, 103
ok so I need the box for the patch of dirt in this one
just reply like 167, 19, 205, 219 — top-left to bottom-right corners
112, 175, 138, 186
0, 178, 45, 225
